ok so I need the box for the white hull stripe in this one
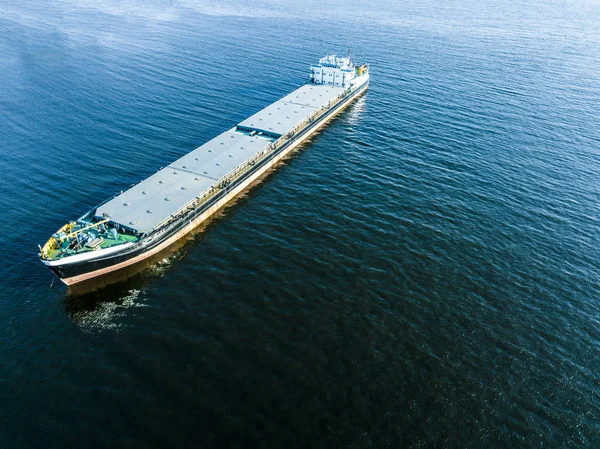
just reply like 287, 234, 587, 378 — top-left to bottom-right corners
43, 242, 135, 266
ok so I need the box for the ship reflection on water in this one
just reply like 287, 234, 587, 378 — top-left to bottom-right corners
61, 200, 236, 327
63, 239, 188, 329
65, 286, 145, 331
345, 95, 367, 125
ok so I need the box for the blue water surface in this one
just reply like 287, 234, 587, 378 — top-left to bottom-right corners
1, 0, 599, 447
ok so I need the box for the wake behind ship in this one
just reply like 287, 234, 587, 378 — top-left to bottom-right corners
40, 54, 370, 285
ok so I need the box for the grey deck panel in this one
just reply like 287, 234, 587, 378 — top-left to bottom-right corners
95, 83, 344, 234
277, 84, 345, 108
96, 169, 214, 233
96, 131, 274, 233
170, 130, 273, 180
237, 84, 345, 136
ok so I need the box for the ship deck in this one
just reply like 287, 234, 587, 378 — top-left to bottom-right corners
45, 232, 138, 261
96, 83, 345, 234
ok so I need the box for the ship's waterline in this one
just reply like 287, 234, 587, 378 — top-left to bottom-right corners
40, 55, 370, 286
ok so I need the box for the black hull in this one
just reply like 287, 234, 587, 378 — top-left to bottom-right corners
45, 81, 369, 283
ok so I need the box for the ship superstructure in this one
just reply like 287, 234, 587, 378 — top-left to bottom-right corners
40, 54, 370, 285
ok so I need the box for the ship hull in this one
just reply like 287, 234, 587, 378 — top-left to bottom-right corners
46, 80, 369, 285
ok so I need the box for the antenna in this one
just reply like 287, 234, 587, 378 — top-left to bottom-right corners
347, 48, 351, 62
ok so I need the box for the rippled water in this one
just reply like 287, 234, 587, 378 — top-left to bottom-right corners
1, 0, 599, 447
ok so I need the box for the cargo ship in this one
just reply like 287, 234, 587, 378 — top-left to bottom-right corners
40, 54, 370, 285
